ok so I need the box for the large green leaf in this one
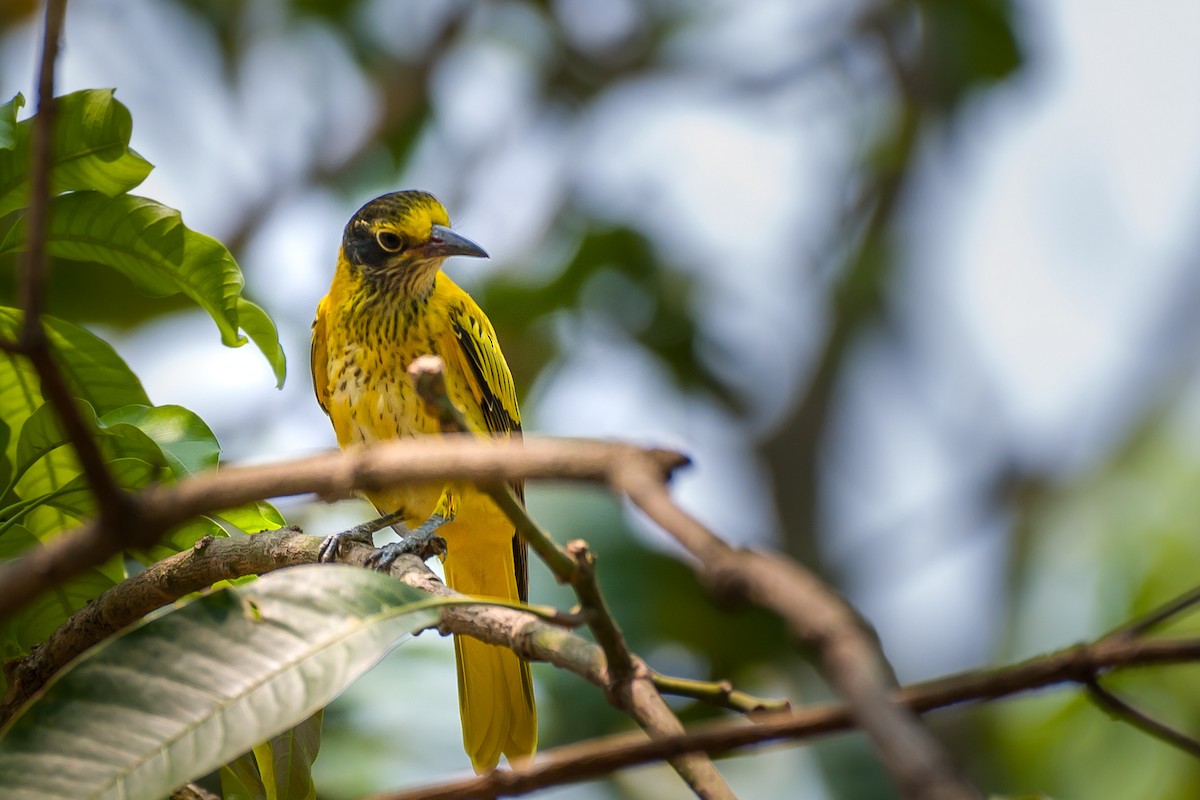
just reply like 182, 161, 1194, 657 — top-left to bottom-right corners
0, 89, 152, 217
0, 565, 441, 800
0, 94, 23, 151
0, 192, 287, 380
99, 404, 219, 477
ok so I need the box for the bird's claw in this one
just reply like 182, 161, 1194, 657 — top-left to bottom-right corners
317, 528, 376, 563
317, 509, 409, 564
364, 514, 451, 572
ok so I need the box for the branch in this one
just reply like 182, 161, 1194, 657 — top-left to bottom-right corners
612, 457, 978, 800
1104, 583, 1200, 639
1, 524, 744, 800
0, 436, 686, 622
19, 0, 65, 336
1085, 679, 1200, 759
377, 634, 1200, 800
408, 356, 733, 800
11, 526, 1200, 798
650, 673, 790, 715
11, 0, 133, 529
0, 529, 590, 723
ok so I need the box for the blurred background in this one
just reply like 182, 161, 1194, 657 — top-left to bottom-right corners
4, 0, 1200, 797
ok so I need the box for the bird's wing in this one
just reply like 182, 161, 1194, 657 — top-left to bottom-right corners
311, 294, 331, 417
444, 296, 528, 602
445, 300, 521, 438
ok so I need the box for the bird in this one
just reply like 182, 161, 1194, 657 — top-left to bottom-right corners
310, 190, 535, 773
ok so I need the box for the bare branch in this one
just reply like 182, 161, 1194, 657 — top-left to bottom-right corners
650, 673, 790, 715
1086, 679, 1200, 759
0, 437, 686, 622
613, 457, 978, 800
19, 0, 66, 335
376, 634, 1200, 800
14, 0, 134, 530
1104, 584, 1200, 639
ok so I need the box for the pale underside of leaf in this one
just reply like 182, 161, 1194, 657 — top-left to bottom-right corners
0, 565, 440, 800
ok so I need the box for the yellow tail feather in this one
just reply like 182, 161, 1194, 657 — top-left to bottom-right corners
443, 537, 537, 773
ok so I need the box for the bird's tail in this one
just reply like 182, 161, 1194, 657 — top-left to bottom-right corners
443, 537, 537, 773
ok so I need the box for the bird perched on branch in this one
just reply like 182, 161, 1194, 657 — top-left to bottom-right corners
310, 190, 535, 772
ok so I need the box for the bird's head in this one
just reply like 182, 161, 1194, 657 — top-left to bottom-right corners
340, 190, 488, 298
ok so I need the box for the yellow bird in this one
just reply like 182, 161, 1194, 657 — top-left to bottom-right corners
310, 190, 535, 772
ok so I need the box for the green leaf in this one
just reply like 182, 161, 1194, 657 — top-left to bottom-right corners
39, 458, 161, 521
222, 711, 323, 800
11, 401, 164, 489
214, 500, 286, 534
6, 402, 166, 541
0, 309, 150, 451
219, 752, 267, 800
0, 529, 118, 662
0, 94, 24, 151
0, 416, 11, 496
99, 404, 219, 477
20, 192, 244, 341
238, 298, 287, 388
0, 565, 440, 800
0, 89, 152, 217
131, 516, 228, 566
1, 194, 287, 374
0, 313, 149, 542
0, 524, 118, 697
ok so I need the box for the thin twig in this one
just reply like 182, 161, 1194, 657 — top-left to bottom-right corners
407, 355, 733, 800
407, 356, 579, 581
408, 356, 634, 680
12, 0, 133, 530
651, 673, 790, 715
1104, 584, 1200, 640
19, 0, 65, 337
1086, 679, 1200, 759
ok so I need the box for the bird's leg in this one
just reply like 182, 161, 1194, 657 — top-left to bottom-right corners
318, 508, 409, 563
365, 487, 457, 572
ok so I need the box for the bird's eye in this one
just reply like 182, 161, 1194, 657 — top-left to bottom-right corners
376, 231, 404, 252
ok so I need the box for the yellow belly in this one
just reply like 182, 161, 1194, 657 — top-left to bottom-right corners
324, 341, 514, 562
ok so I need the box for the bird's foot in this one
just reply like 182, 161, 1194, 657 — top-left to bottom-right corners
318, 509, 409, 563
364, 514, 451, 572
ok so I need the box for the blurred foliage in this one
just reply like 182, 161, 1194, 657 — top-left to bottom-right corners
7, 0, 1200, 798
981, 410, 1200, 799
485, 225, 737, 408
